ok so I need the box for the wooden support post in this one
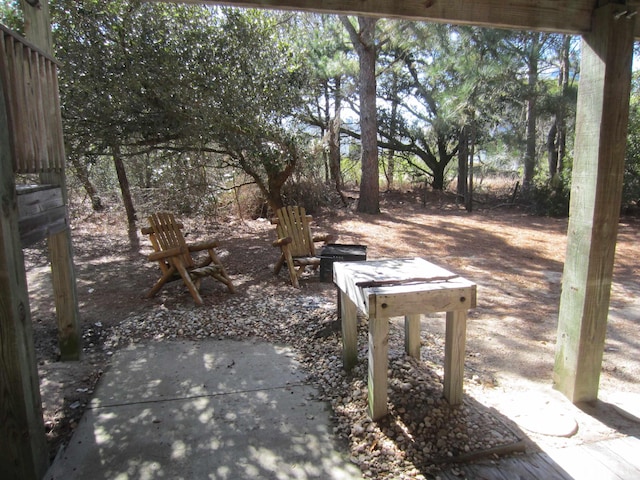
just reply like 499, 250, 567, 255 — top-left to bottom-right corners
368, 315, 389, 420
23, 0, 82, 361
47, 225, 82, 360
404, 313, 421, 358
340, 291, 358, 370
554, 4, 635, 403
444, 310, 467, 405
0, 60, 49, 480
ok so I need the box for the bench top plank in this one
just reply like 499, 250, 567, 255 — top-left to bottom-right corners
333, 257, 476, 317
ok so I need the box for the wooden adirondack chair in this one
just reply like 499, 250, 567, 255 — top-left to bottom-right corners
142, 212, 235, 305
272, 206, 336, 288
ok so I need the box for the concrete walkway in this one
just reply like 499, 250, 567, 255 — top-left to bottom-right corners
44, 339, 363, 480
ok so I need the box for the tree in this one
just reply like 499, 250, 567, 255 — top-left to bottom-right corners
341, 16, 380, 214
51, 1, 314, 215
375, 22, 505, 193
299, 14, 355, 203
623, 71, 640, 211
544, 34, 578, 180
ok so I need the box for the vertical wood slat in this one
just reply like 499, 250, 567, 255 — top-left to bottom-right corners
27, 47, 42, 171
49, 62, 65, 170
16, 40, 33, 170
1, 24, 64, 174
3, 35, 25, 169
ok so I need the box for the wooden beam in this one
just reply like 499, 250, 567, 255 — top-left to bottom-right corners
553, 3, 635, 403
153, 0, 606, 34
0, 50, 49, 480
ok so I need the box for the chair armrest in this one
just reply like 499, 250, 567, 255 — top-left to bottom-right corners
148, 246, 185, 262
188, 239, 219, 252
273, 236, 293, 248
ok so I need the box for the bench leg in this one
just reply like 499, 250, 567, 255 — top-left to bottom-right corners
340, 291, 358, 370
444, 310, 467, 405
368, 315, 389, 420
404, 314, 421, 358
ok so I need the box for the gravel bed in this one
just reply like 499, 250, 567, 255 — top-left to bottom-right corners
79, 285, 522, 479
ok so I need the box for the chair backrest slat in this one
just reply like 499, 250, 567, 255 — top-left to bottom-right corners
275, 206, 315, 257
148, 212, 194, 268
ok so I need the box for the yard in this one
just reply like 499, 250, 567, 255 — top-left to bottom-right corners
27, 190, 640, 477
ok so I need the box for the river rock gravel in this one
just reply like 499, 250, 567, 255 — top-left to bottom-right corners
90, 285, 522, 480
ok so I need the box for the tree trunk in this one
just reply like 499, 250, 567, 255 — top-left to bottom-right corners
547, 121, 559, 179
457, 126, 468, 200
432, 163, 446, 191
68, 156, 103, 211
329, 76, 344, 196
465, 123, 475, 212
112, 144, 139, 250
385, 74, 399, 190
323, 80, 331, 183
342, 16, 380, 214
523, 33, 540, 191
558, 34, 571, 173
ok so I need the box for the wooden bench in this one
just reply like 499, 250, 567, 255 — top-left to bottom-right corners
333, 257, 477, 420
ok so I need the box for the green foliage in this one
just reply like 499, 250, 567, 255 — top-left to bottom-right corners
51, 1, 315, 211
623, 72, 640, 212
281, 180, 339, 214
4, 5, 587, 216
0, 0, 22, 31
526, 173, 571, 217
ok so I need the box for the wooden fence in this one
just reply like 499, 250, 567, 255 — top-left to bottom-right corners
0, 23, 65, 173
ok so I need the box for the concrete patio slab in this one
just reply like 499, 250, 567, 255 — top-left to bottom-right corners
44, 339, 362, 480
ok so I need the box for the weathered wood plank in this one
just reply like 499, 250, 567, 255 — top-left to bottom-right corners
18, 204, 67, 247
441, 444, 638, 480
371, 283, 475, 318
22, 2, 82, 361
16, 184, 62, 216
333, 257, 476, 318
583, 440, 640, 479
404, 313, 420, 358
155, 0, 599, 35
545, 444, 627, 480
368, 314, 389, 420
2, 13, 64, 174
48, 229, 82, 360
553, 4, 636, 402
340, 291, 358, 370
605, 436, 640, 471
0, 51, 49, 480
443, 310, 466, 405
16, 185, 67, 247
511, 452, 575, 480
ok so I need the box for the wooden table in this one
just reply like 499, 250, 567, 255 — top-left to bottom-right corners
333, 257, 477, 420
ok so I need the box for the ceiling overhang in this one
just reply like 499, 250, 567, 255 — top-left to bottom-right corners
151, 1, 640, 37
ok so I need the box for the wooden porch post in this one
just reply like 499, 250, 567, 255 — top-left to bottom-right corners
22, 0, 82, 361
553, 3, 635, 403
0, 58, 49, 480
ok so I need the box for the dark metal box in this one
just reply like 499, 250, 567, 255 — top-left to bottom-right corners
319, 244, 367, 282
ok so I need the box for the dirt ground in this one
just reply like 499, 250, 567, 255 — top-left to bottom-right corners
25, 190, 640, 464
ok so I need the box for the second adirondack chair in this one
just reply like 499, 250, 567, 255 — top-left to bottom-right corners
272, 206, 335, 287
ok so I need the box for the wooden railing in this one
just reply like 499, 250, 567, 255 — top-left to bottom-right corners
0, 23, 65, 173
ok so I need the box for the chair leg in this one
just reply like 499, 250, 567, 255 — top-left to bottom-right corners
207, 249, 236, 293
287, 260, 299, 288
274, 254, 285, 275
147, 266, 178, 298
212, 273, 236, 293
175, 262, 204, 305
